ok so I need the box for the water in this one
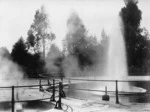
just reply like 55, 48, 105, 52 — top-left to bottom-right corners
106, 17, 128, 80
66, 16, 132, 102
66, 16, 131, 98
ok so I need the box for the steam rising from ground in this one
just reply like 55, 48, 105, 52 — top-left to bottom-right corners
63, 13, 130, 93
45, 44, 63, 75
45, 12, 107, 78
62, 12, 107, 78
45, 12, 127, 83
0, 48, 23, 86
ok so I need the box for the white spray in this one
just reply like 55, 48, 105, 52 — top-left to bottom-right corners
0, 48, 23, 86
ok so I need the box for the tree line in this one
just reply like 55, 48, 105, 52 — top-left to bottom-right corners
1, 0, 150, 78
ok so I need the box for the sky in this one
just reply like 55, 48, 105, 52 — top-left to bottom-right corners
0, 0, 150, 52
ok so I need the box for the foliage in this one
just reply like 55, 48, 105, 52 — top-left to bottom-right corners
120, 0, 149, 72
25, 53, 45, 78
11, 37, 45, 78
63, 12, 106, 70
11, 37, 29, 67
27, 5, 55, 59
45, 44, 64, 77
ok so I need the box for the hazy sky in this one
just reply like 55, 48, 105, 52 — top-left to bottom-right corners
0, 0, 150, 52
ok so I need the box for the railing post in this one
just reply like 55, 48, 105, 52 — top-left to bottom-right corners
115, 80, 119, 104
12, 86, 15, 112
39, 79, 44, 91
50, 79, 56, 102
55, 82, 62, 109
105, 86, 107, 95
60, 80, 66, 98
47, 79, 51, 86
61, 77, 63, 82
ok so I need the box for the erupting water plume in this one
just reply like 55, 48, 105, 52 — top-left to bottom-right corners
46, 12, 128, 90
105, 17, 128, 80
99, 16, 130, 92
63, 13, 131, 94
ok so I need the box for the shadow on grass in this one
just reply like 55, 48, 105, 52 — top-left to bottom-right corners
0, 100, 55, 111
23, 100, 55, 110
0, 102, 11, 111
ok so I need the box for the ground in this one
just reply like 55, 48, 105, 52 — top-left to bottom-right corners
0, 78, 150, 112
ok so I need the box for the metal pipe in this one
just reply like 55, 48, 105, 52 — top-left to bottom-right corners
50, 79, 56, 102
58, 82, 62, 109
11, 86, 15, 112
55, 82, 62, 109
116, 80, 119, 104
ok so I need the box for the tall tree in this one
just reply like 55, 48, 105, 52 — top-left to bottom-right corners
63, 12, 103, 70
11, 37, 45, 78
120, 0, 148, 71
11, 37, 29, 68
27, 5, 55, 59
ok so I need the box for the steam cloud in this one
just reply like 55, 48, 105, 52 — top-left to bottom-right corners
45, 12, 108, 78
62, 12, 107, 78
0, 47, 23, 86
45, 44, 63, 76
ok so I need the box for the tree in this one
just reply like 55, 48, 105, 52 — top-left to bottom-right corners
26, 53, 45, 78
27, 5, 55, 59
11, 37, 45, 78
63, 12, 103, 70
11, 37, 29, 67
124, 0, 138, 5
120, 0, 149, 71
45, 44, 64, 77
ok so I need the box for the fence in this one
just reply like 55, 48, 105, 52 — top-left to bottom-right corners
0, 77, 149, 111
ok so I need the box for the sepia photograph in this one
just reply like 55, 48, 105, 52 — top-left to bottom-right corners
0, 0, 150, 111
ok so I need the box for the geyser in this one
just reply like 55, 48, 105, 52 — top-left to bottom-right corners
100, 16, 131, 92
42, 13, 146, 103
106, 17, 128, 80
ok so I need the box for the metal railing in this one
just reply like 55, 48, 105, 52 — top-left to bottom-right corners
0, 77, 149, 111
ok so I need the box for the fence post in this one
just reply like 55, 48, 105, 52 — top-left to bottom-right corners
39, 79, 44, 91
48, 79, 51, 86
61, 77, 63, 82
12, 86, 15, 112
105, 86, 107, 95
55, 82, 62, 109
50, 79, 56, 102
60, 80, 66, 98
115, 80, 119, 104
